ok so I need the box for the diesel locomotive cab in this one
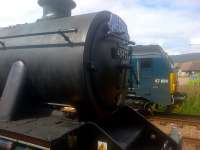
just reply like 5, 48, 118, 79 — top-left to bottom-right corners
127, 45, 182, 111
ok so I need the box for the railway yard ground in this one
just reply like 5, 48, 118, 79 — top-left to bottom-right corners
147, 113, 200, 150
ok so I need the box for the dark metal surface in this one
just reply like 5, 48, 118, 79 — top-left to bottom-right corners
0, 106, 180, 150
0, 11, 130, 120
102, 106, 180, 150
0, 109, 82, 149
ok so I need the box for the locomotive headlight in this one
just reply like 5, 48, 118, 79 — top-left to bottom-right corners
169, 72, 176, 94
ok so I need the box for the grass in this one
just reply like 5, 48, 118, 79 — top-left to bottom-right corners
173, 74, 200, 116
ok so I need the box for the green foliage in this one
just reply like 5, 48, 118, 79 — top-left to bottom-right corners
173, 74, 200, 116
173, 95, 200, 116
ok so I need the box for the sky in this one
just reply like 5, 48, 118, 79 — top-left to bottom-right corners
0, 0, 200, 55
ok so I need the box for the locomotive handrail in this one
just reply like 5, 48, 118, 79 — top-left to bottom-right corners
0, 28, 81, 50
0, 43, 85, 50
0, 28, 78, 40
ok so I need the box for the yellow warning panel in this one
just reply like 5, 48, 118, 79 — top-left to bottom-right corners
98, 141, 107, 150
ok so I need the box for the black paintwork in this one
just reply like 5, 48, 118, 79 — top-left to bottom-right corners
0, 11, 129, 121
0, 106, 180, 150
0, 2, 180, 149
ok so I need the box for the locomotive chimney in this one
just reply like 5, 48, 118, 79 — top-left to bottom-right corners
38, 0, 76, 19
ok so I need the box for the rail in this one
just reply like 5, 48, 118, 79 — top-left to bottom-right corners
146, 113, 200, 129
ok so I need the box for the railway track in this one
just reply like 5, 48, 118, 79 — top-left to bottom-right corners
182, 137, 200, 150
147, 113, 200, 129
146, 113, 200, 150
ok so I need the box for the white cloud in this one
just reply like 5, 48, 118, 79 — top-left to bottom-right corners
0, 0, 199, 55
0, 0, 42, 27
73, 0, 200, 54
191, 37, 200, 45
190, 37, 200, 53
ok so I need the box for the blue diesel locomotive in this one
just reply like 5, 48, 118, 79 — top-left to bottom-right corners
127, 45, 180, 111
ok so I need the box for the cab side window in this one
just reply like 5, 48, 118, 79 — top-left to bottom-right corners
141, 58, 152, 69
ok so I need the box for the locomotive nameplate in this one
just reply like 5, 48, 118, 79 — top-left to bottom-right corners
111, 47, 130, 59
111, 47, 130, 65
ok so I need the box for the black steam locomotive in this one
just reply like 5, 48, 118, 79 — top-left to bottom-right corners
0, 0, 180, 149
